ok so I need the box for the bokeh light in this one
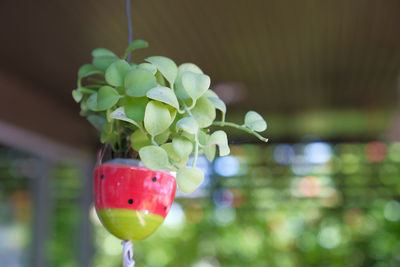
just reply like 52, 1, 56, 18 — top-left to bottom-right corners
214, 156, 240, 177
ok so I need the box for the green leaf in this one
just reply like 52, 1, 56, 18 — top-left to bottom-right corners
191, 97, 216, 128
80, 100, 88, 113
174, 63, 204, 100
176, 167, 204, 194
137, 63, 157, 75
155, 71, 167, 86
109, 107, 140, 127
130, 129, 151, 151
87, 114, 106, 132
154, 130, 170, 145
203, 89, 219, 98
209, 130, 230, 156
124, 97, 148, 122
144, 101, 172, 136
72, 89, 83, 103
146, 87, 180, 109
197, 131, 208, 146
197, 131, 216, 161
100, 122, 114, 143
78, 64, 103, 78
182, 72, 210, 101
87, 93, 100, 111
145, 56, 178, 86
91, 48, 117, 70
244, 111, 267, 132
204, 144, 216, 162
178, 63, 203, 74
125, 68, 157, 97
139, 145, 169, 170
161, 143, 189, 170
168, 105, 177, 123
172, 136, 193, 159
105, 60, 131, 86
125, 39, 149, 53
97, 86, 120, 111
92, 48, 117, 58
176, 117, 198, 134
208, 97, 226, 114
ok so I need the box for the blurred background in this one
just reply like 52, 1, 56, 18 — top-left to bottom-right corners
1, 0, 400, 266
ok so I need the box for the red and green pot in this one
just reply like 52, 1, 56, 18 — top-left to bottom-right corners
94, 162, 176, 241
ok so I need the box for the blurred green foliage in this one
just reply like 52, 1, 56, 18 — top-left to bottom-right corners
1, 142, 400, 266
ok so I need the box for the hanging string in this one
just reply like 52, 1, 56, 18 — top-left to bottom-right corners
122, 240, 135, 267
125, 0, 133, 62
123, 1, 134, 265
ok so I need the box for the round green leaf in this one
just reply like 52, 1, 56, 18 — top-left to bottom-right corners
204, 144, 217, 162
197, 131, 216, 161
191, 97, 216, 128
72, 89, 83, 103
91, 48, 117, 58
160, 143, 188, 171
179, 63, 203, 74
78, 64, 102, 78
176, 167, 204, 194
209, 130, 230, 156
124, 97, 148, 122
203, 89, 219, 98
144, 101, 172, 136
172, 136, 193, 159
244, 111, 267, 132
176, 117, 199, 134
154, 130, 170, 145
105, 60, 131, 87
146, 87, 180, 109
137, 63, 157, 75
197, 131, 208, 146
97, 86, 120, 111
182, 72, 210, 101
87, 93, 100, 111
110, 107, 140, 127
91, 49, 118, 73
130, 129, 151, 151
125, 68, 157, 97
175, 63, 204, 100
139, 146, 169, 170
125, 39, 149, 53
208, 97, 226, 114
87, 115, 106, 132
145, 56, 178, 86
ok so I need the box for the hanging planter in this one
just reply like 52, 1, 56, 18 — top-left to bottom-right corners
94, 155, 176, 242
72, 3, 268, 264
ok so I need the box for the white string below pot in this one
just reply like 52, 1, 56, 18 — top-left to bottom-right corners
122, 240, 135, 267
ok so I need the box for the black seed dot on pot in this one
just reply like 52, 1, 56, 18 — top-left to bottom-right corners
152, 177, 157, 182
164, 206, 167, 211
128, 199, 134, 204
101, 174, 105, 179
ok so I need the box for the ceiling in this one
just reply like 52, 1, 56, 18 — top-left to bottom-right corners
1, 0, 400, 150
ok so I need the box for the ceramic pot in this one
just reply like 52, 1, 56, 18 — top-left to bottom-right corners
94, 159, 176, 241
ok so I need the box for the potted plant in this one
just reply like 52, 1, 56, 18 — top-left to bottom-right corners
72, 39, 268, 260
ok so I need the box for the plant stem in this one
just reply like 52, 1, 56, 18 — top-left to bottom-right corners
192, 136, 199, 168
188, 99, 197, 110
212, 121, 268, 143
183, 103, 193, 117
151, 136, 158, 146
87, 78, 106, 84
